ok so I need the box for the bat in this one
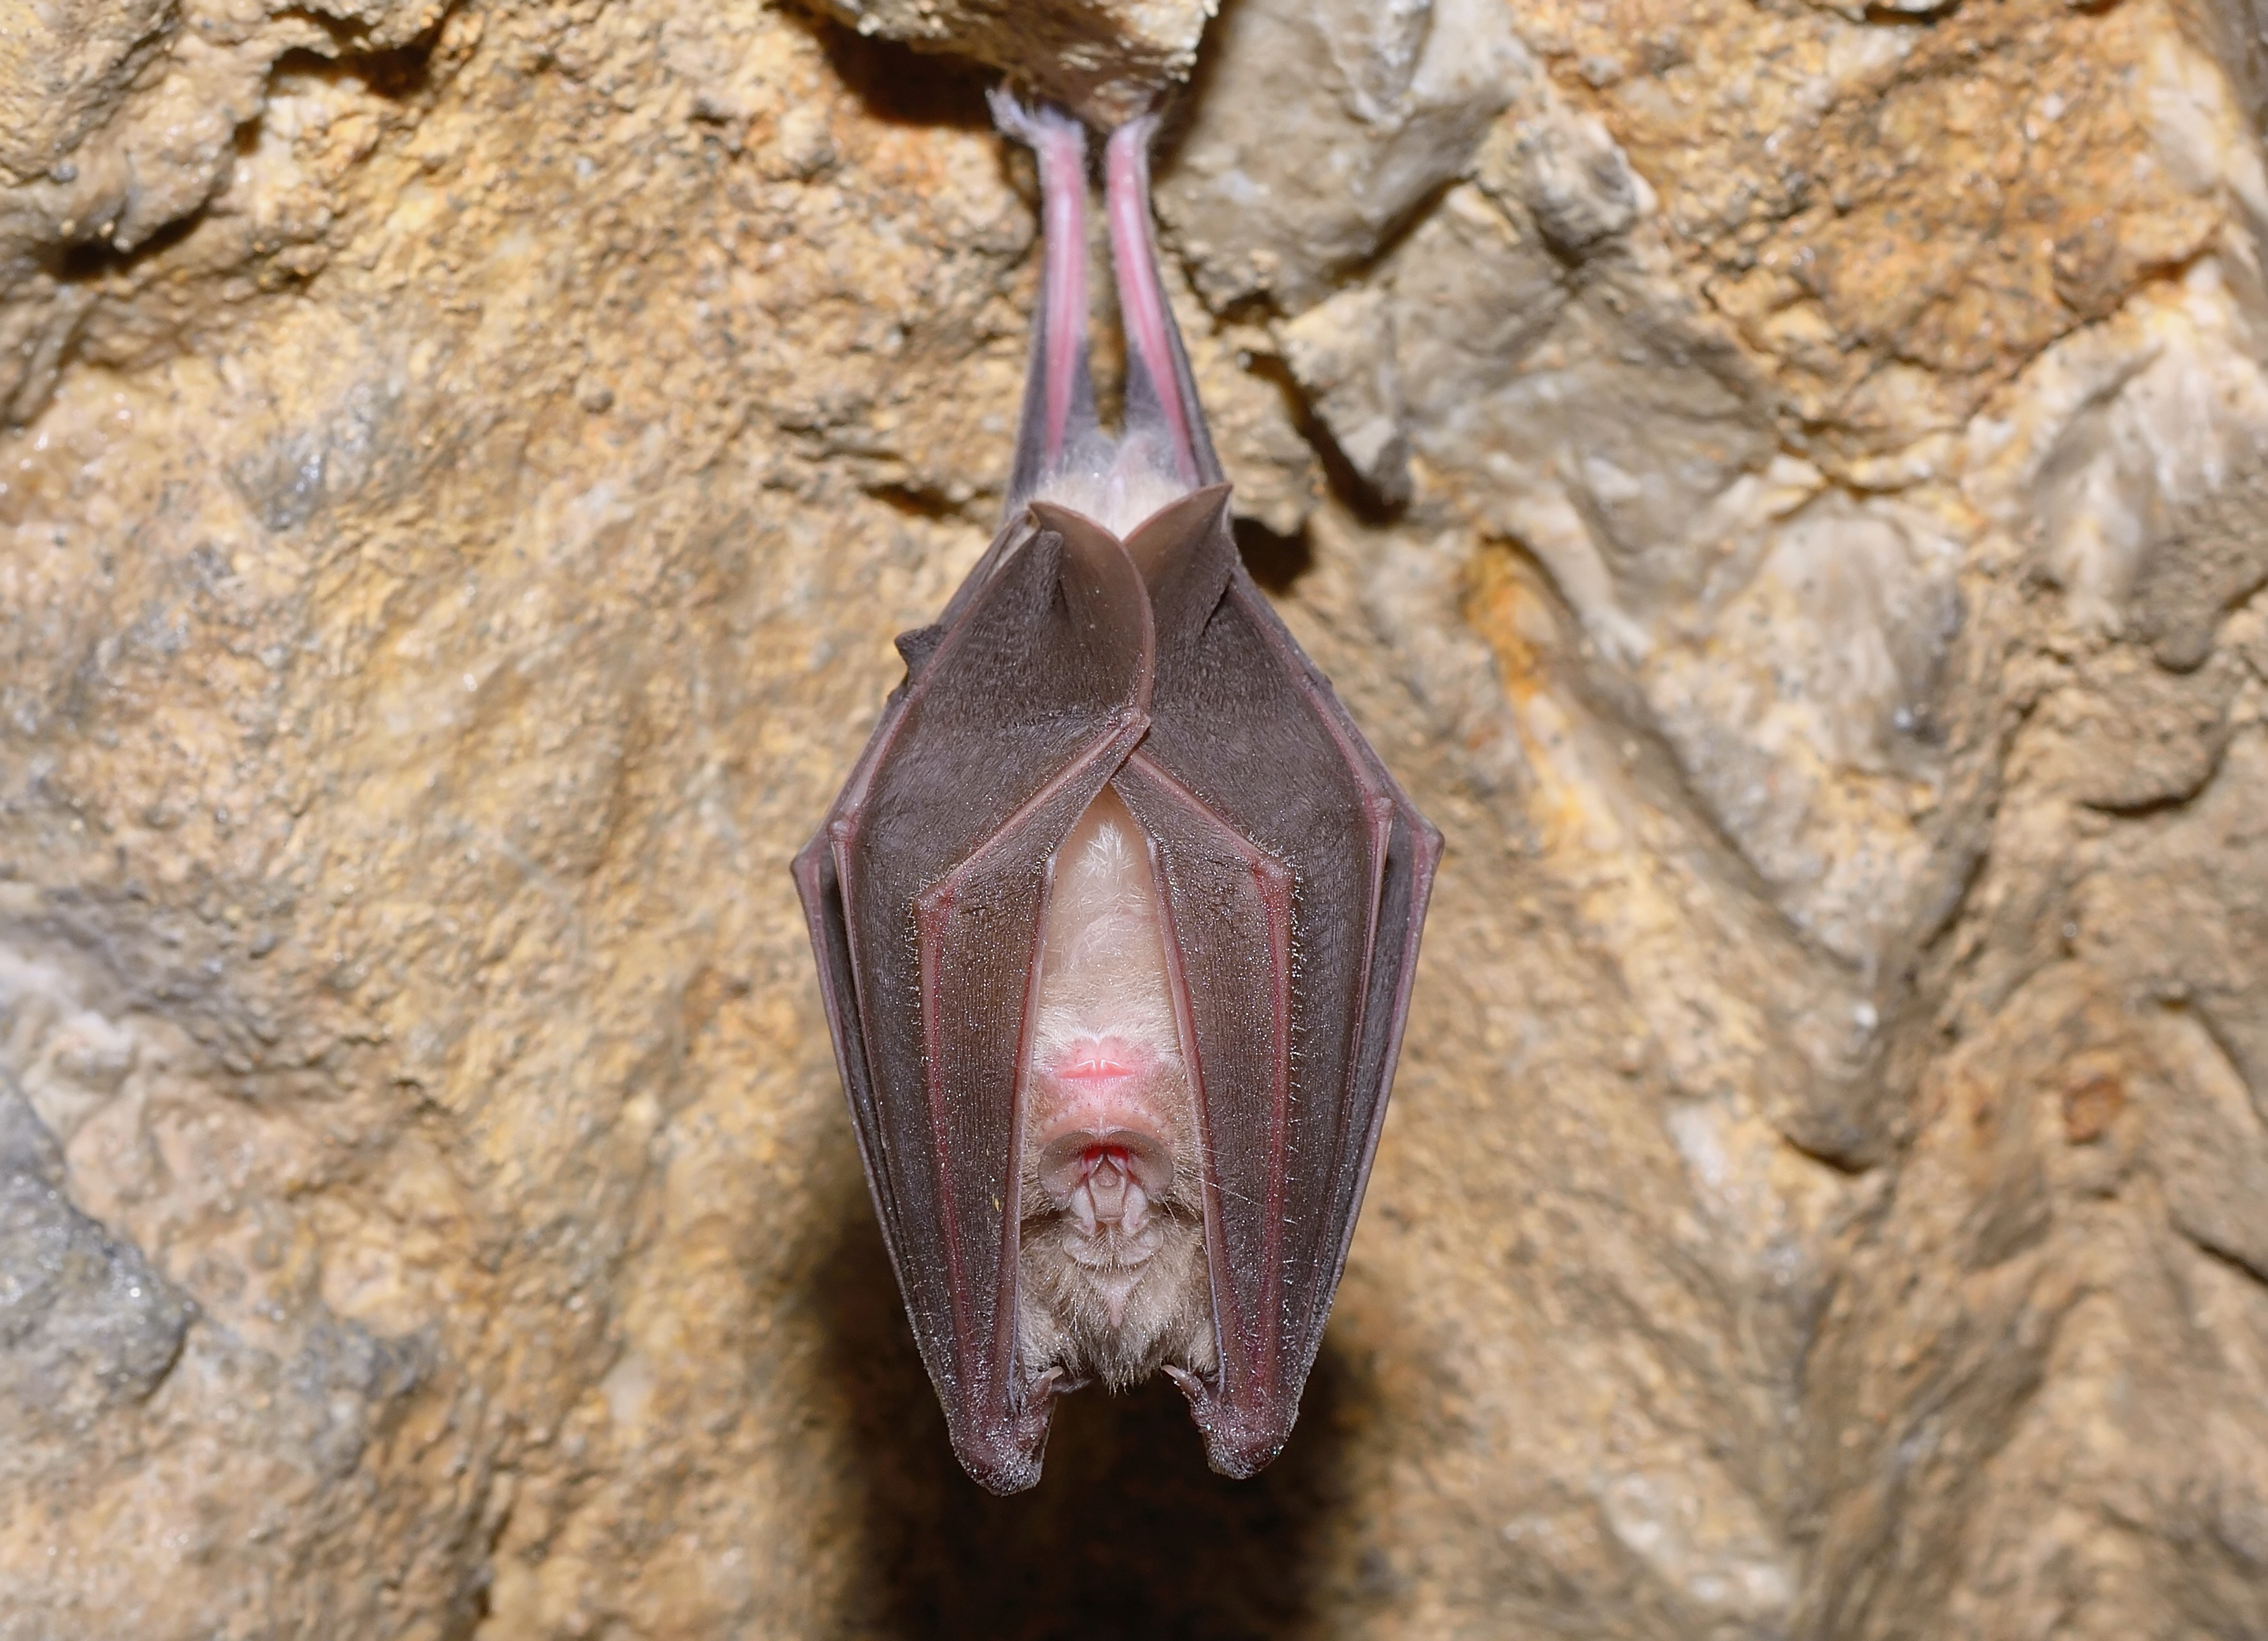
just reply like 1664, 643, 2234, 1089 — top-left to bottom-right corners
792, 93, 1442, 1495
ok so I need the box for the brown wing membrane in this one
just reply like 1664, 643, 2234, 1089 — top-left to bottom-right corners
1108, 750, 1298, 1460
792, 516, 1156, 1492
1113, 496, 1443, 1478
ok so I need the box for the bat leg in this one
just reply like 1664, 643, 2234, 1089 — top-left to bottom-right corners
990, 91, 1099, 510
1103, 117, 1217, 492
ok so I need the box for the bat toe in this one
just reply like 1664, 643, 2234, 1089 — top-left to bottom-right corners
1169, 1369, 1296, 1481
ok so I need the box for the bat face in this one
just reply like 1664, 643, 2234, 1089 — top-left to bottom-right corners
1017, 784, 1218, 1391
794, 95, 1441, 1494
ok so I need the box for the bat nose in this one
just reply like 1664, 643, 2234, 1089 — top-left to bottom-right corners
1060, 1055, 1135, 1080
1049, 1032, 1150, 1083
1072, 1144, 1150, 1235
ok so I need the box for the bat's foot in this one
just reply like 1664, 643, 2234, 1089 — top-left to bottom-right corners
987, 86, 1160, 143
985, 87, 1081, 149
1166, 1364, 1294, 1480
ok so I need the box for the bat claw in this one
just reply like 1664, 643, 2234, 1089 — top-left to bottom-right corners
986, 86, 1079, 147
1029, 1365, 1090, 1402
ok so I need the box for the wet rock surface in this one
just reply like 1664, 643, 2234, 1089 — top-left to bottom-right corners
1, 0, 2265, 1635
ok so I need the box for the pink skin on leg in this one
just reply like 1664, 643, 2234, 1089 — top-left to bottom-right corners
987, 92, 1091, 471
1031, 113, 1089, 467
1104, 116, 1200, 489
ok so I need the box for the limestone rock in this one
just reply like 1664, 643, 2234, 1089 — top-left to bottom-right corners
0, 0, 447, 424
1156, 0, 1532, 313
2, 0, 2266, 1634
803, 0, 1213, 125
0, 0, 177, 185
1279, 286, 1410, 506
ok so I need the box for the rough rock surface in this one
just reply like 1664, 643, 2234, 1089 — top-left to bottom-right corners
1, 0, 2265, 1635
806, 0, 1214, 125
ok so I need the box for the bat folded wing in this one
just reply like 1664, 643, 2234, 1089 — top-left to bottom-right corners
799, 487, 1440, 1490
1120, 501, 1443, 1479
793, 513, 1156, 1491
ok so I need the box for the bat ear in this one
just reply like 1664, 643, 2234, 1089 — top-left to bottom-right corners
1122, 483, 1236, 660
893, 622, 945, 677
1121, 482, 1232, 597
1027, 499, 1160, 708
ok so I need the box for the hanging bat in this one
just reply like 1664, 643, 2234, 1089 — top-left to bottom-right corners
793, 93, 1441, 1495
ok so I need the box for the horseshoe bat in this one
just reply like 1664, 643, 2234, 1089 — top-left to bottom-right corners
793, 95, 1442, 1495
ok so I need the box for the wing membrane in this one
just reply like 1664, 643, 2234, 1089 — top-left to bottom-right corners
795, 517, 1153, 1490
1121, 501, 1443, 1476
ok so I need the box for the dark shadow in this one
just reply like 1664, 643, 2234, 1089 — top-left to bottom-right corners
44, 212, 202, 284
1236, 515, 1315, 597
269, 0, 465, 94
866, 480, 985, 526
812, 1195, 1356, 1640
1238, 355, 1411, 528
800, 17, 996, 131
267, 35, 442, 101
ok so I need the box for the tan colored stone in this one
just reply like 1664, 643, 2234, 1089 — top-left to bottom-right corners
1518, 0, 2227, 464
804, 0, 1213, 125
0, 0, 176, 183
1157, 0, 1531, 314
1, 0, 2266, 1634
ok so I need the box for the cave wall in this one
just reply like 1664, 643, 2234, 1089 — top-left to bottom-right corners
3, 0, 2267, 1635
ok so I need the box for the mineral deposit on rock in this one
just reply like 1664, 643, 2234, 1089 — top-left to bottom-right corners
3, 0, 2266, 1635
